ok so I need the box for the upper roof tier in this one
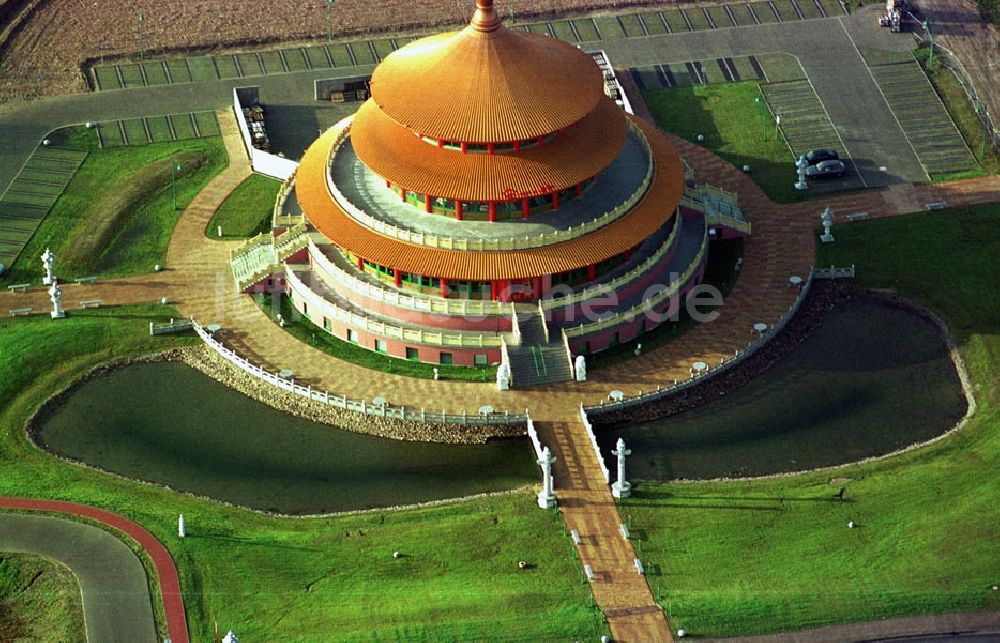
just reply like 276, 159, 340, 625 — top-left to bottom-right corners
369, 0, 606, 144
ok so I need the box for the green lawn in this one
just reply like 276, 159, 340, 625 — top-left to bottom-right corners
622, 205, 999, 636
916, 47, 999, 178
1, 128, 227, 284
643, 81, 802, 203
0, 555, 84, 642
0, 305, 602, 640
206, 174, 281, 239
258, 294, 498, 382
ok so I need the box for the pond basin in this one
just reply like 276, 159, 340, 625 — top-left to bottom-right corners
35, 362, 535, 514
598, 298, 967, 480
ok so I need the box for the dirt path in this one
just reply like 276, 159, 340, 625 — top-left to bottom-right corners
0, 498, 188, 643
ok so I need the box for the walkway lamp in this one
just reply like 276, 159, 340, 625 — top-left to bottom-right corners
138, 11, 145, 61
171, 163, 183, 210
327, 0, 335, 42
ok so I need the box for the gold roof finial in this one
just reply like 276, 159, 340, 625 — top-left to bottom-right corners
470, 0, 502, 32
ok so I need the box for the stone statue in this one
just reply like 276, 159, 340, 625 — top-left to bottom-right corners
41, 247, 55, 285
48, 280, 64, 319
795, 156, 809, 192
575, 355, 587, 381
536, 447, 557, 509
611, 438, 632, 499
496, 362, 511, 391
820, 207, 835, 243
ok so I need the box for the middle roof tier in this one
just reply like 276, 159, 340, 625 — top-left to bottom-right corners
350, 96, 628, 204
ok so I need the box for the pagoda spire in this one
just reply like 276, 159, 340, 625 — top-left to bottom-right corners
471, 0, 502, 32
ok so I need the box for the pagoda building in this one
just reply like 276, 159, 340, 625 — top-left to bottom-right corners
238, 0, 750, 387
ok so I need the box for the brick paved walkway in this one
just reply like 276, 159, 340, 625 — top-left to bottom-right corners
2, 107, 998, 641
0, 498, 189, 643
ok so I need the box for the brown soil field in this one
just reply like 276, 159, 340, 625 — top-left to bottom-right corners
0, 0, 693, 103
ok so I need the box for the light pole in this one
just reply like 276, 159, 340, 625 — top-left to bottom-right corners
923, 18, 934, 67
171, 163, 183, 210
138, 11, 145, 61
327, 0, 335, 42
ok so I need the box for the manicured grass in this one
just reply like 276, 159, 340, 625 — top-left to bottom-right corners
236, 52, 265, 77
551, 20, 579, 42
641, 12, 669, 35
623, 206, 999, 637
259, 50, 286, 74
282, 48, 310, 71
327, 44, 354, 67
304, 46, 331, 69
0, 130, 227, 284
644, 81, 803, 202
916, 47, 999, 177
206, 173, 281, 238
0, 305, 603, 640
0, 555, 84, 642
165, 59, 191, 83
574, 18, 601, 41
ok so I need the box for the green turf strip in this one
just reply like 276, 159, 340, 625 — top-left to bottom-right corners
304, 46, 331, 69
93, 66, 121, 91
551, 20, 578, 42
165, 59, 192, 83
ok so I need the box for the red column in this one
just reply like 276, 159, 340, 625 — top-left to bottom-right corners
536, 136, 543, 145
513, 140, 521, 151
400, 188, 407, 203
624, 249, 632, 262
491, 280, 498, 301
357, 256, 364, 270
385, 179, 391, 188
522, 198, 529, 219
551, 190, 559, 210
395, 271, 402, 288
488, 202, 496, 223
533, 276, 543, 300
487, 142, 494, 155
425, 195, 433, 213
461, 141, 468, 154
587, 264, 596, 281
498, 280, 508, 303
440, 278, 448, 299
455, 201, 463, 221
437, 139, 443, 148
576, 182, 583, 196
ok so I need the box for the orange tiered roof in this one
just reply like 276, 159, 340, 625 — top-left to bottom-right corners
369, 1, 605, 144
350, 96, 627, 202
297, 116, 685, 281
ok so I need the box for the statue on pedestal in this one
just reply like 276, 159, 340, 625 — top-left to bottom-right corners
575, 355, 587, 381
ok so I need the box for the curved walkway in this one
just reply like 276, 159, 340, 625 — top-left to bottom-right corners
0, 514, 156, 642
0, 498, 189, 643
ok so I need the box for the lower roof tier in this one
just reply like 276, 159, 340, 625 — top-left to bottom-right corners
350, 96, 627, 203
296, 114, 685, 282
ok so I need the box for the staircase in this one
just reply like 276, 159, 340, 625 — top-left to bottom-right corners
505, 309, 574, 388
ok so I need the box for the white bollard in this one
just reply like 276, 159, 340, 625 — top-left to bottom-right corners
178, 514, 186, 538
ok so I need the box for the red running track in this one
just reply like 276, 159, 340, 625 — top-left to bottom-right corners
0, 498, 189, 643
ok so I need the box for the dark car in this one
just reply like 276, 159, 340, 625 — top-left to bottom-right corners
805, 159, 846, 179
805, 149, 839, 165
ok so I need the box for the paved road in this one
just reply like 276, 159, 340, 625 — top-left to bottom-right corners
0, 498, 190, 643
0, 9, 935, 200
0, 514, 157, 642
598, 10, 930, 187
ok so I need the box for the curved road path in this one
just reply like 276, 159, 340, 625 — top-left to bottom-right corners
0, 498, 189, 643
0, 514, 156, 642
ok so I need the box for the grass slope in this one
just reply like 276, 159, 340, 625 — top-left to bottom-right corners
643, 81, 802, 203
916, 47, 999, 179
206, 173, 282, 239
623, 205, 999, 636
0, 555, 84, 642
2, 129, 227, 284
0, 306, 600, 639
